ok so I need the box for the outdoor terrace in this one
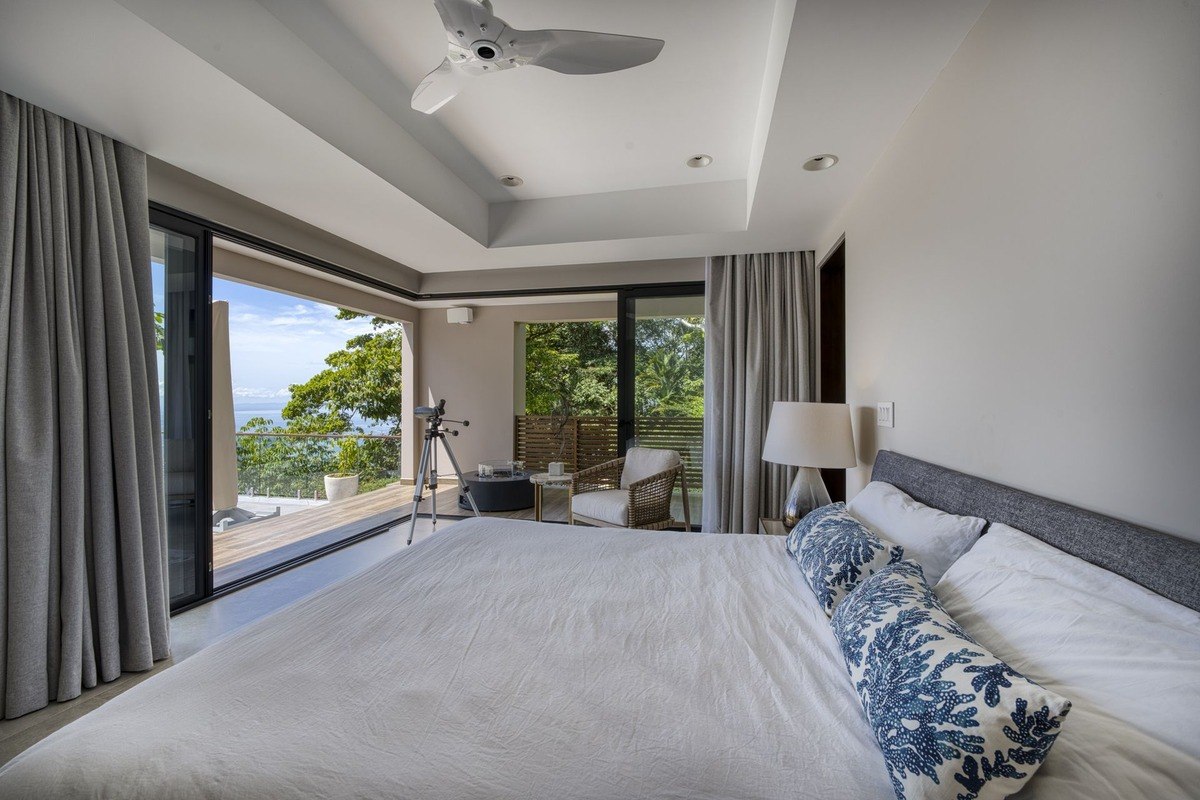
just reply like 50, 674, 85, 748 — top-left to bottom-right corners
214, 415, 701, 586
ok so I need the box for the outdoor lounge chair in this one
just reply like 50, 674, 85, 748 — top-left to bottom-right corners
569, 447, 691, 531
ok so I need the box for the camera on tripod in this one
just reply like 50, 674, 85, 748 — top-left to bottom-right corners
413, 399, 469, 433
406, 399, 479, 545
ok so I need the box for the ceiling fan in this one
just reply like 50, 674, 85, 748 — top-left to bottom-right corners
411, 0, 665, 114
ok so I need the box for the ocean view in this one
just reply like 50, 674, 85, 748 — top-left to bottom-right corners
234, 402, 394, 434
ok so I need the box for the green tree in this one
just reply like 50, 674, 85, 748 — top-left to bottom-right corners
154, 311, 165, 351
234, 309, 406, 498
637, 349, 703, 416
522, 315, 705, 418
634, 315, 704, 417
283, 310, 404, 435
523, 320, 618, 415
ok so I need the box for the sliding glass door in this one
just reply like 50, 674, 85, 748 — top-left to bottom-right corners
150, 205, 413, 608
209, 259, 407, 588
150, 211, 211, 609
618, 285, 705, 526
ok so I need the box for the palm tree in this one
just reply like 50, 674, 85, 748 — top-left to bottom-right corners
637, 351, 697, 416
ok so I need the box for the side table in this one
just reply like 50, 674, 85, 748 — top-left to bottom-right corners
529, 472, 575, 523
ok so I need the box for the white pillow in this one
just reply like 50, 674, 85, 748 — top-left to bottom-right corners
936, 524, 1200, 800
620, 447, 680, 488
846, 481, 985, 584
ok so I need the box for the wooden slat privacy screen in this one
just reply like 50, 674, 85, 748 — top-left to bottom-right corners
514, 416, 703, 488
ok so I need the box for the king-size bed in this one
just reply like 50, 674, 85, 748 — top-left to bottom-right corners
0, 451, 1197, 799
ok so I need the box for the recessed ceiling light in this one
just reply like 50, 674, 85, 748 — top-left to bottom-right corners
498, 175, 523, 187
686, 154, 713, 168
802, 154, 839, 171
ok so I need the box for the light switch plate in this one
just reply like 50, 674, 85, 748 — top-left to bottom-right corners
876, 402, 895, 428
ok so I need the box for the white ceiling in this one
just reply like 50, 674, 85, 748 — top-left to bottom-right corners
0, 0, 989, 276
320, 0, 778, 200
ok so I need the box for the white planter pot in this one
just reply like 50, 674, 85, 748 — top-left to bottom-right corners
324, 473, 359, 502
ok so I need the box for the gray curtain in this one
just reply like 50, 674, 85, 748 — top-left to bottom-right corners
702, 251, 816, 533
0, 92, 169, 719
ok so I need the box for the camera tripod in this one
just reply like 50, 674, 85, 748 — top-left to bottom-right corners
406, 399, 480, 545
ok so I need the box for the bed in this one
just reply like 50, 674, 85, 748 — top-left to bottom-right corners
0, 451, 1197, 799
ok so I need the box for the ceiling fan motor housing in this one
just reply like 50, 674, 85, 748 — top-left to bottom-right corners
412, 0, 666, 113
471, 39, 503, 62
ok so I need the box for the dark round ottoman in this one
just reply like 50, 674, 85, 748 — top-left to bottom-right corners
458, 470, 535, 512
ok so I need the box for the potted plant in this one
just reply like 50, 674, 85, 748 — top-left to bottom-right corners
324, 437, 361, 502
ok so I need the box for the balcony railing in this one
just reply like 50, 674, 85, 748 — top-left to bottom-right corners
234, 432, 402, 500
514, 415, 703, 488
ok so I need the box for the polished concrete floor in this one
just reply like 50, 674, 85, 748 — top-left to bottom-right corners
0, 516, 455, 767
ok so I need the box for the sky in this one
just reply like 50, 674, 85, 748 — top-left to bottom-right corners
151, 259, 374, 407
215, 277, 374, 405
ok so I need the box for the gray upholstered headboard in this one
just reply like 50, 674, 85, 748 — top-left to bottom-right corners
871, 450, 1200, 611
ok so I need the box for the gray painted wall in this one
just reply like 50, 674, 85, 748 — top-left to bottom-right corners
149, 157, 424, 292
213, 246, 415, 323
824, 0, 1200, 540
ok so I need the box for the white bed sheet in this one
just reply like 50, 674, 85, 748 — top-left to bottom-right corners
935, 524, 1200, 800
0, 518, 893, 800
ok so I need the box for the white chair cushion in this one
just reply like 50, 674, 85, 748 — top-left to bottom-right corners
620, 448, 680, 489
571, 489, 629, 526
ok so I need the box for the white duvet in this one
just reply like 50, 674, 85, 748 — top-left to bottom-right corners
0, 519, 894, 799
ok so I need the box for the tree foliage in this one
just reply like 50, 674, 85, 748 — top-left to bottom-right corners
234, 309, 405, 498
634, 316, 704, 417
522, 315, 704, 418
523, 320, 618, 415
282, 309, 404, 435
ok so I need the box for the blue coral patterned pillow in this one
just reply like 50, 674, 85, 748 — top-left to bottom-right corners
788, 502, 905, 616
831, 560, 1071, 800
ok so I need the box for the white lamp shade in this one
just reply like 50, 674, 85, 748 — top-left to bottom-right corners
761, 402, 857, 468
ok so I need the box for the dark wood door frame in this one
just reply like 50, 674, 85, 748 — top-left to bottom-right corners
818, 238, 847, 502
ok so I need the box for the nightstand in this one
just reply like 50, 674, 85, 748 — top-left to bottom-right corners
758, 517, 788, 536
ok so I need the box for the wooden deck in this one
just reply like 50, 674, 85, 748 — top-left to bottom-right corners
213, 480, 697, 586
213, 481, 565, 585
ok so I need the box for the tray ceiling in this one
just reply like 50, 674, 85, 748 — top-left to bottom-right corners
0, 0, 989, 274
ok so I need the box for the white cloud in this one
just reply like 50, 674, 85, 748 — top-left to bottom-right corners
231, 387, 291, 400
216, 294, 378, 400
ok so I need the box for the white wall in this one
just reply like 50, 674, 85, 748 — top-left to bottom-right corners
824, 0, 1200, 539
414, 301, 616, 477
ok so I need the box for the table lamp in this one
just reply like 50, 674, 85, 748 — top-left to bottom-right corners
761, 402, 857, 529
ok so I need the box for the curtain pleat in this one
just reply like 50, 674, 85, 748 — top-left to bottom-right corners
702, 252, 816, 533
0, 91, 167, 719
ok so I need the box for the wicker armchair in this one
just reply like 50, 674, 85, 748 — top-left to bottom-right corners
570, 448, 692, 531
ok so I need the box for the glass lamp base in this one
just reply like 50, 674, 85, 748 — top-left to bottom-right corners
782, 467, 832, 529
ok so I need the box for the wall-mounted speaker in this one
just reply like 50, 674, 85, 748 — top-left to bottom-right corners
447, 307, 474, 325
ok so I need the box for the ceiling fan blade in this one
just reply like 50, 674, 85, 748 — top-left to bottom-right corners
411, 57, 469, 114
510, 29, 664, 75
432, 0, 501, 44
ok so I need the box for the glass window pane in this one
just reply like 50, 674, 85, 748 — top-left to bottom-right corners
632, 294, 704, 525
152, 225, 203, 607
